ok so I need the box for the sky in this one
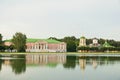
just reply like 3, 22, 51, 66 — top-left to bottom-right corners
0, 0, 120, 40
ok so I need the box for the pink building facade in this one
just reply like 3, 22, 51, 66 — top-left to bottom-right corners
26, 39, 67, 52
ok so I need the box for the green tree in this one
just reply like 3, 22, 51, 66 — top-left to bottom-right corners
89, 47, 99, 52
61, 36, 77, 52
48, 37, 58, 40
12, 32, 27, 52
86, 39, 92, 45
0, 34, 5, 52
77, 46, 89, 51
0, 34, 2, 45
5, 45, 15, 52
98, 38, 105, 45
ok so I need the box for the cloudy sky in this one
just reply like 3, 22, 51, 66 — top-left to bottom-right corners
0, 0, 120, 40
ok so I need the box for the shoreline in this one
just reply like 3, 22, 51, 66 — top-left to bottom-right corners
0, 52, 120, 55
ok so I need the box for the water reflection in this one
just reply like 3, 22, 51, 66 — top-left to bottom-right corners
0, 54, 120, 75
10, 56, 26, 74
63, 56, 76, 69
26, 54, 66, 67
63, 55, 120, 70
0, 59, 2, 71
77, 56, 120, 70
0, 55, 26, 75
79, 58, 86, 71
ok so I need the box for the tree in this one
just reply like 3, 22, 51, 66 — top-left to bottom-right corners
12, 32, 27, 52
77, 46, 89, 51
89, 47, 99, 52
0, 46, 5, 52
5, 45, 15, 52
86, 39, 92, 45
0, 34, 2, 45
48, 37, 58, 40
0, 34, 5, 52
61, 36, 77, 52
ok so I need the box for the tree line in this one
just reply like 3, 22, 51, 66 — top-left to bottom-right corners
0, 32, 120, 52
49, 36, 120, 52
0, 32, 26, 52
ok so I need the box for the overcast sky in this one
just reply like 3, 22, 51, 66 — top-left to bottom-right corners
0, 0, 120, 40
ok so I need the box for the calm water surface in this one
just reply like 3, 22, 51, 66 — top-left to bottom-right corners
0, 53, 120, 80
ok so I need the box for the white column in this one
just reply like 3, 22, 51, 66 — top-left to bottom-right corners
63, 45, 64, 50
35, 44, 37, 49
45, 44, 47, 50
44, 44, 45, 50
46, 44, 48, 51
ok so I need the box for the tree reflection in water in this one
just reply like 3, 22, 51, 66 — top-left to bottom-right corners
0, 55, 26, 74
1, 54, 120, 75
10, 55, 26, 75
63, 56, 76, 69
63, 55, 120, 71
0, 59, 2, 71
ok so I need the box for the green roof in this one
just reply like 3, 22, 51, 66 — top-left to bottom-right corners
27, 38, 61, 43
103, 41, 113, 47
26, 38, 40, 43
80, 36, 86, 39
44, 39, 61, 43
4, 38, 62, 44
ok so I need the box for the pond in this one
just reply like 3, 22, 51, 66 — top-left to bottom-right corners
0, 53, 120, 80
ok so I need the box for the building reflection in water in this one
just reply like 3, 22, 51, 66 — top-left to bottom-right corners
78, 56, 120, 71
79, 59, 86, 71
0, 54, 66, 74
26, 54, 66, 66
3, 60, 10, 65
92, 58, 98, 69
78, 56, 98, 71
0, 54, 120, 75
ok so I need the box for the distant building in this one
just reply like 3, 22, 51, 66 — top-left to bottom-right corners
4, 40, 13, 46
89, 38, 100, 47
103, 41, 113, 47
4, 38, 67, 52
26, 39, 67, 52
79, 36, 86, 47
